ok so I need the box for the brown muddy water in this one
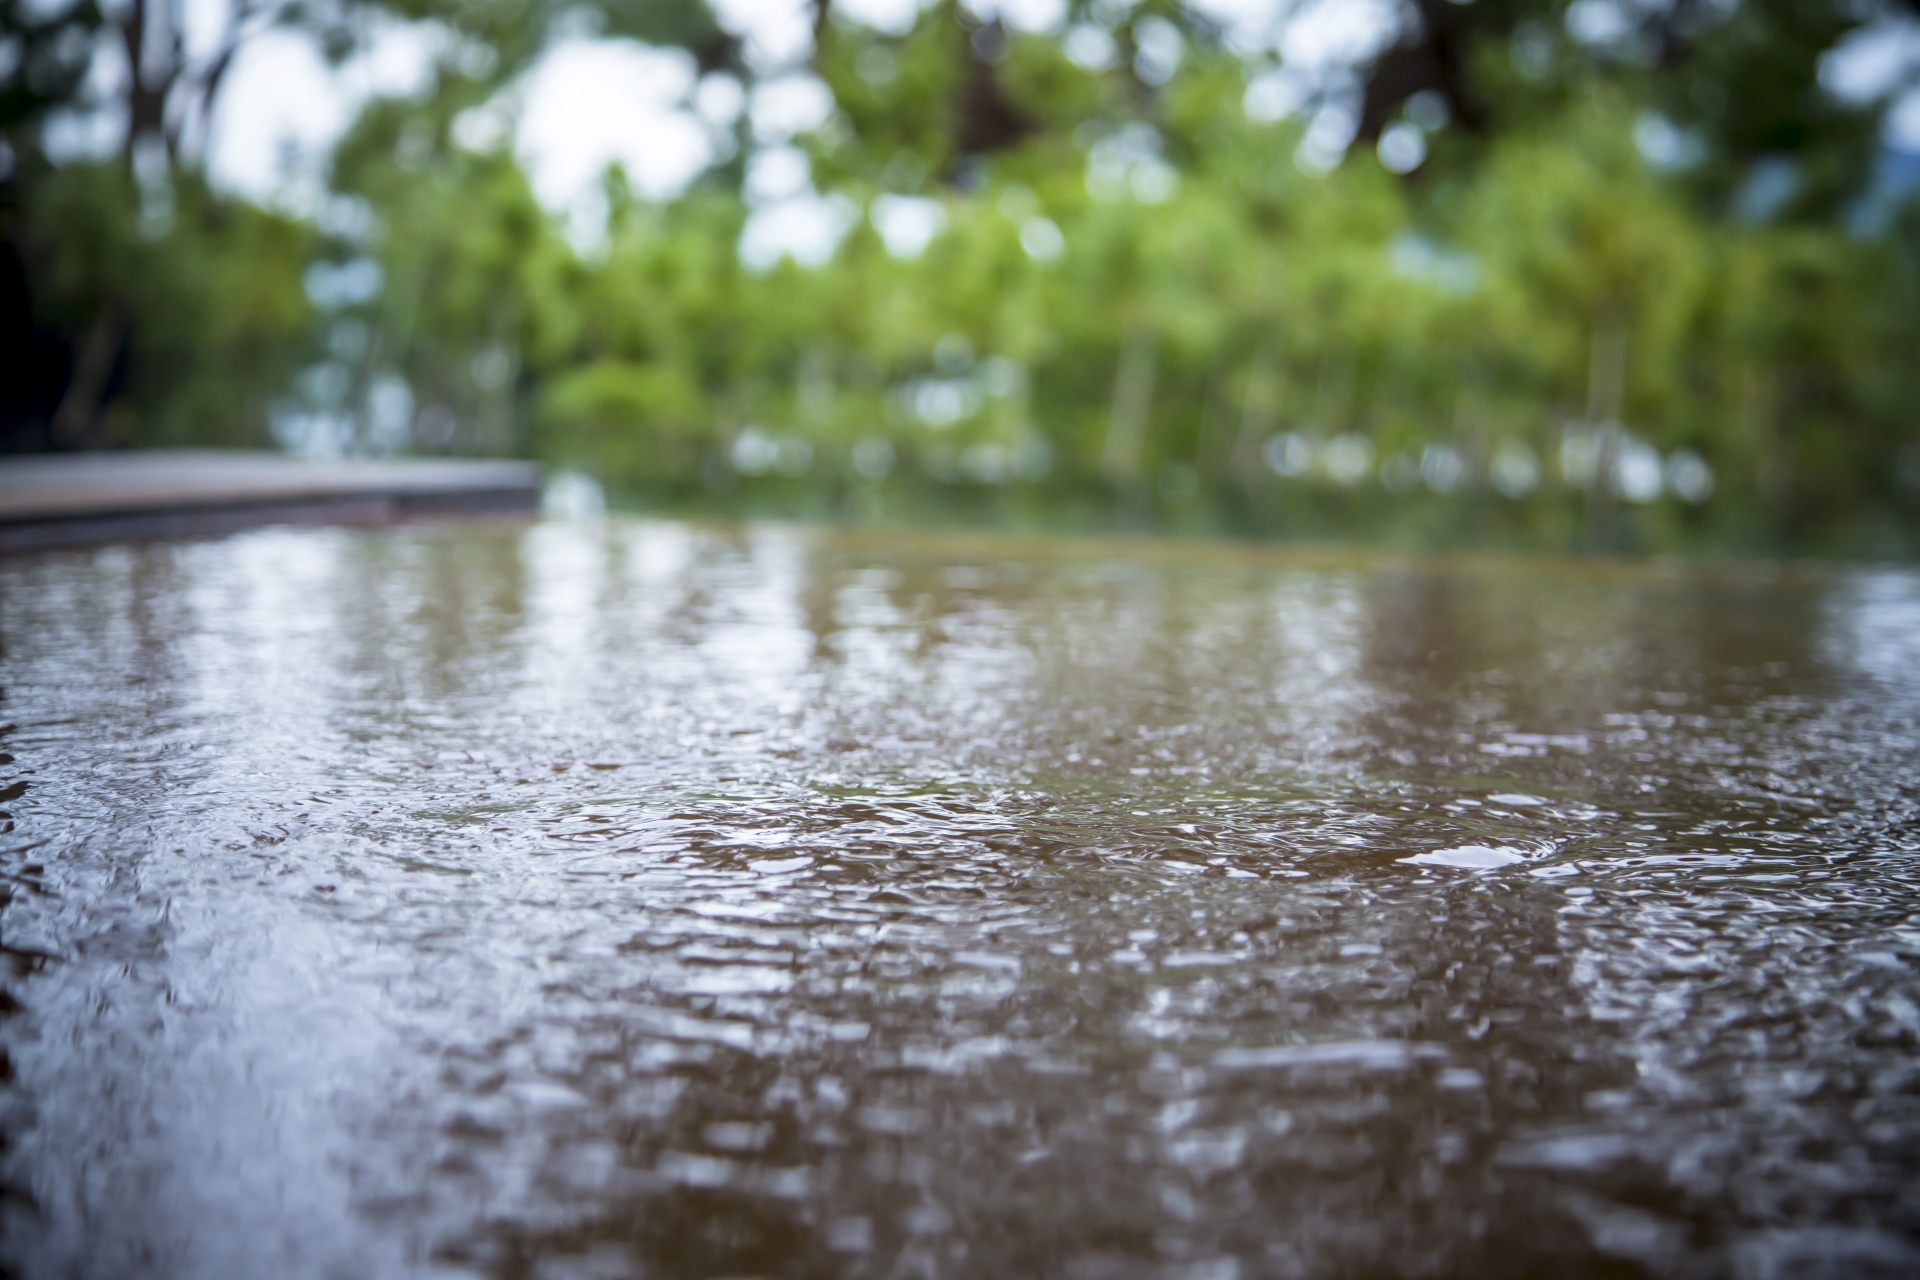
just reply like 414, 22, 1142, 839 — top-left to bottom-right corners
1, 520, 1918, 1280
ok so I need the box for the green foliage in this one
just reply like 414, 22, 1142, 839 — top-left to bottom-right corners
18, 164, 314, 449
7, 0, 1919, 556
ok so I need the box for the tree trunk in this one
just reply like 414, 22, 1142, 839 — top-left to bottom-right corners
1102, 323, 1156, 485
1583, 313, 1627, 552
1229, 354, 1276, 482
48, 304, 128, 448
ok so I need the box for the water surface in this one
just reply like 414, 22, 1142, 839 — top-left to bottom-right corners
3, 520, 1918, 1278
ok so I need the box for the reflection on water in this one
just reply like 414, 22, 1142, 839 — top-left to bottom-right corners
2, 521, 1918, 1278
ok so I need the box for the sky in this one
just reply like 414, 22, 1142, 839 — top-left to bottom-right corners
44, 0, 1920, 253
156, 0, 1425, 213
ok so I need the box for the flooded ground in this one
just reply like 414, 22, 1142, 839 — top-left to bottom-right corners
2, 519, 1918, 1279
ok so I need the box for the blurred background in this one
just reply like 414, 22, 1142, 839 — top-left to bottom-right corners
2, 0, 1917, 556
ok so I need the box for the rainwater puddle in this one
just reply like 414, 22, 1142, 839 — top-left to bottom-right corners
2, 521, 1918, 1277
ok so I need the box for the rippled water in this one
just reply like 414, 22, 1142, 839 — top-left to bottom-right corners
3, 520, 1919, 1279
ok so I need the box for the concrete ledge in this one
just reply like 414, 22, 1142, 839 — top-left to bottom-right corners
0, 451, 542, 550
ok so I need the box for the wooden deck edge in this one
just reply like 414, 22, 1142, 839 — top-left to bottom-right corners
0, 482, 541, 552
